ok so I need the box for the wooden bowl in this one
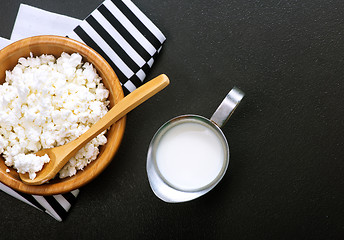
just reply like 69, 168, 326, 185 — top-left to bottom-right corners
0, 35, 126, 195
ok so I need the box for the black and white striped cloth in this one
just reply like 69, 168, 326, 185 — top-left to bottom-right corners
0, 0, 165, 221
67, 0, 165, 94
0, 182, 79, 221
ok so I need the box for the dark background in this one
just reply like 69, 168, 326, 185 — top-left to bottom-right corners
0, 0, 343, 239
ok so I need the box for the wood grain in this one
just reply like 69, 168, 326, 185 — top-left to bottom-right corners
0, 35, 126, 195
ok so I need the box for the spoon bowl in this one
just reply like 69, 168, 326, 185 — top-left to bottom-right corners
20, 74, 170, 185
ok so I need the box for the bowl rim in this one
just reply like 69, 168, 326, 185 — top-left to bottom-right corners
0, 35, 126, 195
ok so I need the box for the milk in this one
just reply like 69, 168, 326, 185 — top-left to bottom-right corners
156, 121, 226, 191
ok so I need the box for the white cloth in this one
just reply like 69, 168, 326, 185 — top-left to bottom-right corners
0, 37, 11, 49
11, 4, 82, 41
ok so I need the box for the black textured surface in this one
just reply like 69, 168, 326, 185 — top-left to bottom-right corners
0, 0, 344, 239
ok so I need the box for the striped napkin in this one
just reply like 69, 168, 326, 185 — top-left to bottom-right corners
0, 0, 165, 221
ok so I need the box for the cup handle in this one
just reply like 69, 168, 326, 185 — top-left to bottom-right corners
210, 87, 245, 128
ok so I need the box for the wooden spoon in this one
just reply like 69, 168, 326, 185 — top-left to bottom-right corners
19, 74, 170, 185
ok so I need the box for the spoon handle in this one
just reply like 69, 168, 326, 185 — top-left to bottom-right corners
63, 74, 170, 156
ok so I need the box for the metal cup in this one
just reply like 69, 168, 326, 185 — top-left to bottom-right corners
146, 87, 244, 202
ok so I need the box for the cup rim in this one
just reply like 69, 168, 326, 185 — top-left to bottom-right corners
148, 114, 230, 193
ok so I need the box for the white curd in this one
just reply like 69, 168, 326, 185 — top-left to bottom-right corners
0, 52, 109, 179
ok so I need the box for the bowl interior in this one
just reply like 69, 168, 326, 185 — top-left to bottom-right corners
0, 36, 126, 195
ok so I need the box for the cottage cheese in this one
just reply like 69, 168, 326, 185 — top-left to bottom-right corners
0, 52, 109, 179
13, 153, 50, 179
